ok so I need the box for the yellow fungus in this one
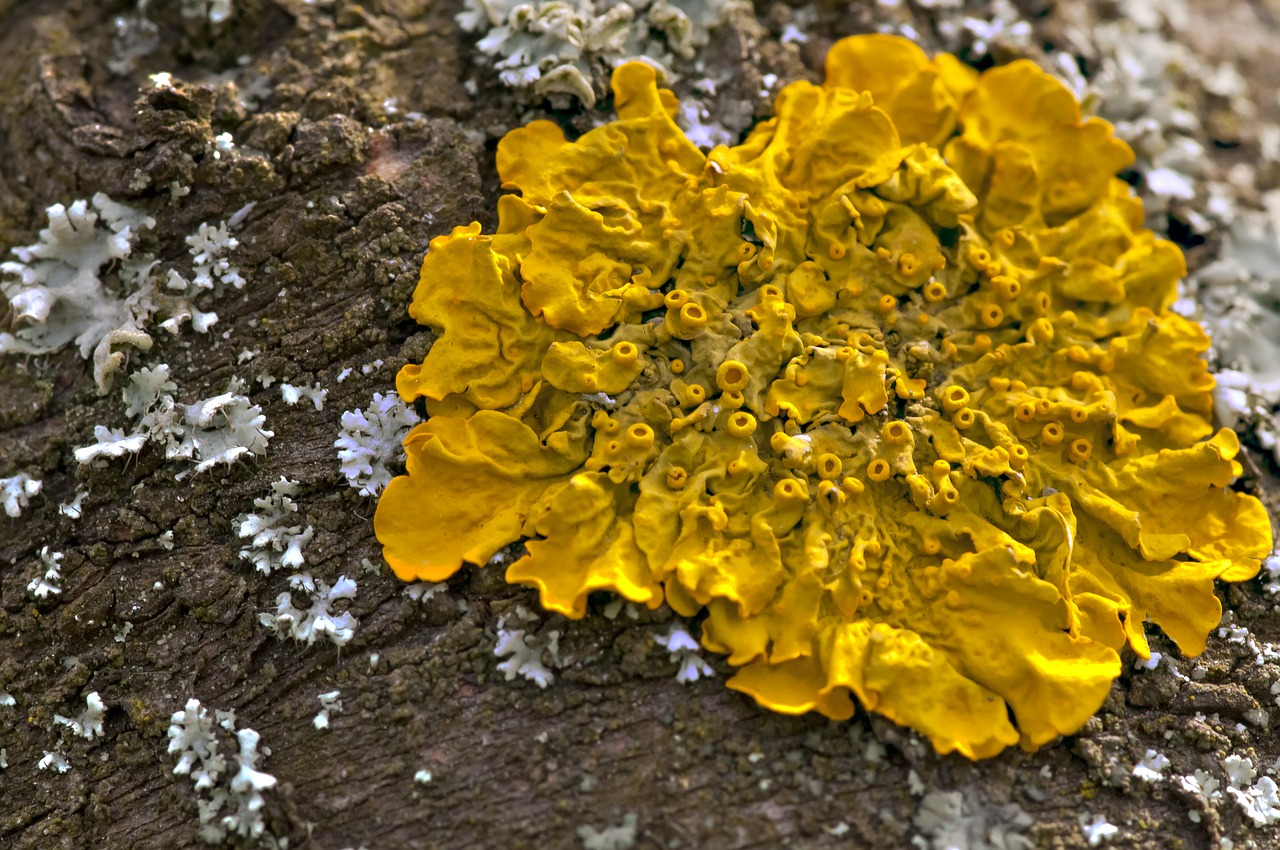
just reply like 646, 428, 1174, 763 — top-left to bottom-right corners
542, 340, 646, 394
940, 385, 970, 412
1026, 318, 1054, 345
612, 341, 639, 366
992, 275, 1021, 300
817, 479, 843, 502
928, 477, 961, 515
377, 38, 1272, 762
895, 374, 927, 399
1068, 438, 1092, 463
668, 301, 710, 338
882, 421, 910, 444
726, 411, 758, 438
816, 453, 843, 480
716, 360, 751, 392
774, 478, 809, 505
625, 423, 655, 449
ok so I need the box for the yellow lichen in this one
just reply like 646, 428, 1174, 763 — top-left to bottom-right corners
374, 35, 1275, 759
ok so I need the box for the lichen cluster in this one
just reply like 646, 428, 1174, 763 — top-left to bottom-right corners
458, 0, 746, 106
375, 35, 1273, 758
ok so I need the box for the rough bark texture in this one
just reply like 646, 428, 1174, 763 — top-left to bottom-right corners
0, 2, 1278, 849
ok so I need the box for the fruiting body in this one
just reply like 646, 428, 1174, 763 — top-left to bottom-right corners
376, 35, 1273, 758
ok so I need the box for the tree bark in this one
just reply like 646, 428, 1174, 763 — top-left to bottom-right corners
1, 2, 1278, 849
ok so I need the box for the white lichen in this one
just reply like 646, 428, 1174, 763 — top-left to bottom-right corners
911, 789, 1032, 850
313, 690, 343, 730
1262, 552, 1280, 597
1223, 755, 1280, 826
171, 379, 273, 477
181, 0, 235, 26
1133, 651, 1163, 671
37, 750, 70, 773
494, 606, 560, 688
577, 813, 639, 850
404, 581, 446, 603
1179, 769, 1223, 801
675, 96, 733, 150
223, 728, 277, 841
458, 0, 747, 107
0, 193, 156, 392
74, 426, 150, 463
168, 698, 226, 791
1133, 749, 1171, 782
1078, 814, 1118, 847
926, 0, 1032, 60
26, 546, 64, 600
1, 193, 254, 393
59, 489, 87, 520
53, 691, 107, 740
75, 369, 273, 478
180, 221, 246, 292
334, 391, 420, 497
1213, 614, 1280, 666
1195, 192, 1280, 454
280, 382, 327, 410
1, 473, 41, 518
166, 697, 279, 845
233, 477, 314, 575
652, 623, 714, 684
259, 574, 358, 647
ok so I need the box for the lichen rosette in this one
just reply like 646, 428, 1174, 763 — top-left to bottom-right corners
375, 35, 1274, 758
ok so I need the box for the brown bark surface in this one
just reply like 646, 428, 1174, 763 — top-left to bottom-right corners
0, 2, 1278, 849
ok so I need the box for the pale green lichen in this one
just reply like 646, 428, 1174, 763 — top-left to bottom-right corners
458, 0, 748, 106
